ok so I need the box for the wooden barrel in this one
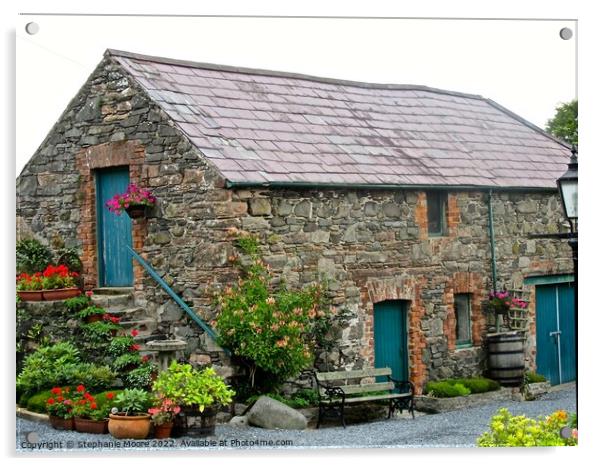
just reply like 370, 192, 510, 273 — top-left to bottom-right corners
487, 332, 525, 386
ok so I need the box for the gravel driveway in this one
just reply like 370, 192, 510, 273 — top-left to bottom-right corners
16, 383, 576, 451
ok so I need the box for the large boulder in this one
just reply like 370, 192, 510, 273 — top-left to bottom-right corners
246, 396, 308, 430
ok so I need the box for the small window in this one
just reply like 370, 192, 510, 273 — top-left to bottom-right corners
426, 191, 447, 236
454, 294, 472, 347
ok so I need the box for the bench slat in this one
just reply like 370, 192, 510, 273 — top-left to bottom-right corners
321, 393, 412, 404
316, 367, 391, 381
318, 382, 394, 396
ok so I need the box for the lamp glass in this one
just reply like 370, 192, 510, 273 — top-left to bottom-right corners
559, 178, 578, 220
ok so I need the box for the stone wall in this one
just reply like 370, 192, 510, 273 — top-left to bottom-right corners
16, 56, 574, 394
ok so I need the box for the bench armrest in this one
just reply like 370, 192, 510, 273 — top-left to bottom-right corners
387, 376, 415, 395
314, 378, 346, 403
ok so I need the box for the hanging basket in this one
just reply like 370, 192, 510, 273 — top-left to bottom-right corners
125, 205, 147, 219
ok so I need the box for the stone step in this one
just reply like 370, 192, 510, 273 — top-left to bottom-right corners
106, 306, 148, 321
93, 287, 134, 296
118, 319, 157, 337
91, 293, 134, 311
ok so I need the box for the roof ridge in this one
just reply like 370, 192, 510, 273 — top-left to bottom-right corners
105, 48, 486, 100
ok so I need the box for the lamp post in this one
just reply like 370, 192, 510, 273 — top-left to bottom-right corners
556, 145, 578, 411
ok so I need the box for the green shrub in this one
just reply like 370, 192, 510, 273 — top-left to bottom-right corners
425, 377, 500, 398
478, 408, 577, 446
112, 352, 142, 371
26, 389, 54, 413
289, 388, 320, 408
525, 372, 547, 384
152, 361, 235, 412
216, 230, 332, 392
76, 305, 106, 320
108, 335, 136, 358
65, 295, 92, 313
68, 363, 115, 393
114, 389, 152, 415
17, 342, 81, 397
16, 239, 53, 274
425, 381, 471, 398
16, 343, 116, 398
453, 377, 500, 394
122, 363, 157, 390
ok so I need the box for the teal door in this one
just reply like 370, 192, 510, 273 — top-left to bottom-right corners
96, 167, 133, 287
374, 300, 409, 382
535, 283, 576, 385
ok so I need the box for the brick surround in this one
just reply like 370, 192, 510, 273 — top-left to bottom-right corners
75, 141, 147, 289
443, 272, 487, 351
363, 276, 429, 395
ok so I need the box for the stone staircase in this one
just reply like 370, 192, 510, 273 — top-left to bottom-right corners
91, 287, 156, 351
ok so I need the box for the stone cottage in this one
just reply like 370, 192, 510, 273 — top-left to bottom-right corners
16, 49, 575, 392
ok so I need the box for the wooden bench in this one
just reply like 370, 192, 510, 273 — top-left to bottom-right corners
313, 367, 415, 428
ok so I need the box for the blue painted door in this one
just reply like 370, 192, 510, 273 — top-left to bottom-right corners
374, 300, 409, 383
96, 167, 133, 287
535, 283, 576, 385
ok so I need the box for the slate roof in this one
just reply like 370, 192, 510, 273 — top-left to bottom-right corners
108, 49, 571, 189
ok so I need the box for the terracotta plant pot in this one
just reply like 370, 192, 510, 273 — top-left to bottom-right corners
49, 415, 74, 430
108, 413, 151, 439
86, 314, 104, 323
74, 417, 109, 434
17, 290, 44, 301
153, 422, 173, 439
125, 205, 146, 219
43, 288, 81, 301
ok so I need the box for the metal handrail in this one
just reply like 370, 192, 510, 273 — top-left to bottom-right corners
126, 245, 222, 346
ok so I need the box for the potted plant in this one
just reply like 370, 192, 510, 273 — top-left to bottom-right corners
108, 389, 152, 439
123, 361, 158, 390
46, 387, 74, 430
106, 183, 157, 219
76, 305, 108, 323
16, 272, 45, 301
40, 264, 81, 300
148, 397, 181, 439
72, 385, 110, 434
152, 362, 235, 437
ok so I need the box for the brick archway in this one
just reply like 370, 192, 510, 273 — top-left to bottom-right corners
76, 141, 146, 290
362, 276, 429, 394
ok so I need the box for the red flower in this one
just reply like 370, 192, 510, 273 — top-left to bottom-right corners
85, 290, 94, 297
106, 392, 115, 400
57, 396, 64, 402
47, 398, 55, 405
90, 402, 97, 410
50, 387, 62, 395
141, 355, 149, 363
130, 344, 141, 352
131, 329, 139, 337
76, 385, 85, 392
